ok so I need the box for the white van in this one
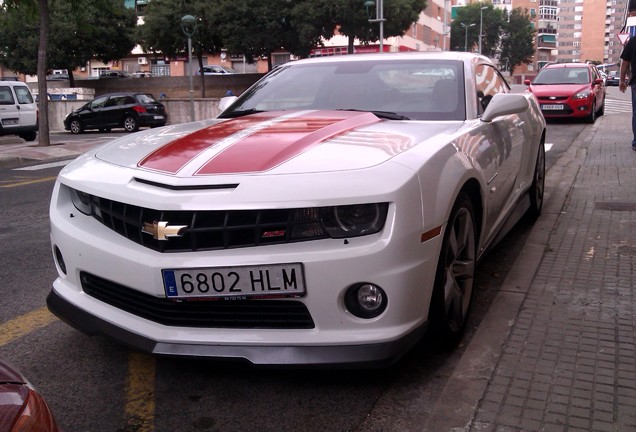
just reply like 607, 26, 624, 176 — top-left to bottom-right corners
0, 80, 38, 141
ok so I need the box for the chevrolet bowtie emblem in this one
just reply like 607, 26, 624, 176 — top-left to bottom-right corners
142, 221, 187, 241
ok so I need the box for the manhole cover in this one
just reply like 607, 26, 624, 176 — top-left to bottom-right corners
595, 202, 636, 211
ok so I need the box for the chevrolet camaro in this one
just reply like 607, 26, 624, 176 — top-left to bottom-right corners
47, 52, 546, 367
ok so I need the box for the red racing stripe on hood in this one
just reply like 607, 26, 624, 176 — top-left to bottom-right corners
138, 111, 381, 175
196, 111, 380, 175
138, 112, 279, 174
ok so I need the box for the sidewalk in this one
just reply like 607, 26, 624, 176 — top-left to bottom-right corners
0, 134, 103, 168
427, 112, 636, 431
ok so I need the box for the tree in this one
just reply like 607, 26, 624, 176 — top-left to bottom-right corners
0, 0, 137, 87
498, 8, 536, 75
139, 0, 222, 97
450, 2, 505, 57
331, 0, 427, 54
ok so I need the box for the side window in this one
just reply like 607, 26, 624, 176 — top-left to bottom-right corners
14, 86, 34, 104
0, 86, 15, 105
90, 96, 108, 109
475, 64, 509, 114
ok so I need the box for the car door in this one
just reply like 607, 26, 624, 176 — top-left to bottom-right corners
475, 64, 525, 242
0, 85, 19, 131
80, 95, 109, 129
12, 84, 37, 128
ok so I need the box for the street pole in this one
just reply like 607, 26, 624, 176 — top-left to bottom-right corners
181, 15, 196, 122
479, 6, 488, 55
443, 0, 449, 51
365, 0, 386, 53
461, 23, 476, 52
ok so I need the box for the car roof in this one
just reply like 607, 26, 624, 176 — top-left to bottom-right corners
543, 63, 593, 69
280, 51, 492, 67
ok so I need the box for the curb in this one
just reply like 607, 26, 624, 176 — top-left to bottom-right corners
423, 119, 598, 431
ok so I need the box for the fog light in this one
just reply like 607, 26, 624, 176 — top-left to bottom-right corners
54, 246, 66, 275
345, 283, 387, 319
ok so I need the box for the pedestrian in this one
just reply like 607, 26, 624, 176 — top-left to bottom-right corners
619, 10, 636, 150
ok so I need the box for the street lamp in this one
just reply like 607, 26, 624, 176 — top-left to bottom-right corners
461, 23, 476, 52
364, 0, 385, 53
479, 6, 488, 55
181, 14, 197, 122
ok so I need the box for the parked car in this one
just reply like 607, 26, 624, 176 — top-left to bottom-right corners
63, 92, 167, 134
606, 71, 621, 86
0, 356, 61, 431
524, 62, 606, 123
0, 80, 38, 141
99, 70, 133, 79
47, 52, 546, 367
196, 65, 237, 75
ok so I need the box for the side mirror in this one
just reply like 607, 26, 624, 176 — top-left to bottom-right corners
593, 78, 604, 85
218, 96, 238, 112
523, 79, 531, 86
481, 93, 529, 122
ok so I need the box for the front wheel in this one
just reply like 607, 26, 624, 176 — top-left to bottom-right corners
430, 192, 477, 349
69, 119, 83, 134
123, 116, 139, 133
585, 100, 597, 123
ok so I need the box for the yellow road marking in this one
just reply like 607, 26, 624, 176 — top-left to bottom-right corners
1, 176, 57, 188
124, 352, 156, 432
0, 307, 58, 347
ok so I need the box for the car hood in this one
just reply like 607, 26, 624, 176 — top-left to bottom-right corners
94, 110, 463, 178
529, 83, 590, 97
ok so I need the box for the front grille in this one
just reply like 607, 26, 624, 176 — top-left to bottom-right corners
81, 272, 315, 329
87, 196, 329, 253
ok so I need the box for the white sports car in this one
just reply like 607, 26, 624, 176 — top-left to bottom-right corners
47, 52, 546, 366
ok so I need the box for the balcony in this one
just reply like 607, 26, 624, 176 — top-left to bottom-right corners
537, 34, 557, 49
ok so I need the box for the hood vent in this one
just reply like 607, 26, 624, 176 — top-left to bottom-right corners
134, 177, 239, 191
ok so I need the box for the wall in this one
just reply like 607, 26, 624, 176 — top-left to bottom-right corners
41, 73, 263, 132
72, 73, 262, 98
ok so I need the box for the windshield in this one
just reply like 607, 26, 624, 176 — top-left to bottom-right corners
220, 59, 466, 121
533, 67, 590, 85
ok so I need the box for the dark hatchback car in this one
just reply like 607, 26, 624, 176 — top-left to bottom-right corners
64, 92, 167, 134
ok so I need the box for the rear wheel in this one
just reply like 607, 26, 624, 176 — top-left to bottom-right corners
123, 116, 139, 133
430, 192, 477, 348
69, 119, 83, 134
527, 142, 546, 220
19, 131, 37, 142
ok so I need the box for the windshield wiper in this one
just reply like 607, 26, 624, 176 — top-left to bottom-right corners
336, 108, 410, 120
218, 108, 265, 119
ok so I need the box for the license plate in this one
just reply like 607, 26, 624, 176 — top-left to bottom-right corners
2, 118, 19, 126
154, 115, 164, 120
162, 263, 305, 300
541, 104, 564, 111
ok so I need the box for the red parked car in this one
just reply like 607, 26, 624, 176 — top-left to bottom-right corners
0, 357, 61, 431
525, 63, 606, 123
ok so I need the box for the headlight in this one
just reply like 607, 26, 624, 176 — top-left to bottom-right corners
69, 188, 92, 215
572, 90, 591, 100
323, 203, 387, 238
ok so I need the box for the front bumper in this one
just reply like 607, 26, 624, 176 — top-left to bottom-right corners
47, 288, 426, 367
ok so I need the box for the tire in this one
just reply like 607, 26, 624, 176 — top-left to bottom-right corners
69, 119, 83, 134
585, 100, 596, 123
19, 131, 37, 142
430, 192, 477, 349
598, 98, 605, 117
123, 116, 139, 133
527, 142, 546, 221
